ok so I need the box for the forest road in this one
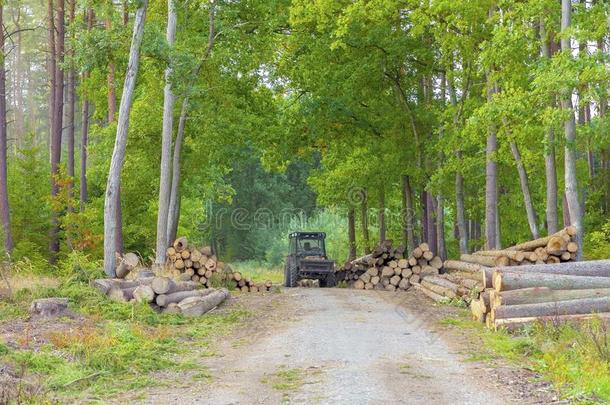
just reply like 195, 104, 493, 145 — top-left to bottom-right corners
143, 288, 516, 405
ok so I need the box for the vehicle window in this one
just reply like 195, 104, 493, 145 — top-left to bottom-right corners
297, 238, 323, 255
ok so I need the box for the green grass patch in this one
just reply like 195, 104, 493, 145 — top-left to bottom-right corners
262, 367, 306, 391
439, 313, 610, 402
231, 261, 283, 284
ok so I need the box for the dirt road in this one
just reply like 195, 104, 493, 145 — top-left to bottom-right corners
141, 288, 536, 404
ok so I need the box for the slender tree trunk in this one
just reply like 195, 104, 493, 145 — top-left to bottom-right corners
347, 207, 356, 261
0, 3, 13, 254
509, 141, 539, 239
154, 0, 177, 265
80, 8, 93, 211
561, 0, 583, 259
49, 0, 65, 262
401, 175, 415, 252
103, 0, 148, 277
66, 0, 75, 205
485, 78, 498, 250
105, 17, 116, 123
378, 187, 386, 243
166, 96, 187, 244
540, 19, 558, 234
421, 190, 428, 244
361, 187, 370, 254
13, 8, 24, 150
47, 0, 55, 161
436, 195, 446, 260
427, 192, 437, 253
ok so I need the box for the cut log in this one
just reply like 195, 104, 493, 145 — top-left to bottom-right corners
493, 297, 610, 322
163, 303, 182, 314
29, 298, 73, 318
413, 247, 423, 258
173, 237, 188, 252
506, 228, 571, 251
423, 251, 434, 261
421, 279, 457, 299
546, 236, 567, 255
494, 313, 610, 330
371, 276, 380, 286
445, 269, 484, 283
116, 252, 139, 279
190, 249, 202, 262
470, 298, 486, 323
408, 257, 417, 266
493, 287, 610, 307
201, 246, 213, 256
444, 260, 489, 273
413, 283, 448, 302
409, 275, 420, 284
429, 256, 443, 270
420, 266, 438, 277
175, 259, 185, 270
401, 268, 413, 279
181, 250, 191, 259
353, 280, 365, 289
151, 277, 199, 295
390, 275, 401, 286
397, 259, 409, 269
381, 266, 394, 277
493, 271, 610, 293
492, 260, 610, 278
419, 243, 430, 252
108, 286, 136, 302
567, 242, 578, 253
177, 289, 230, 317
422, 275, 460, 292
166, 247, 176, 257
133, 285, 155, 303
398, 278, 410, 290
233, 272, 242, 282
474, 250, 525, 262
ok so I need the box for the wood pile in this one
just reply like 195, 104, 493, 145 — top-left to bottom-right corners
470, 260, 610, 329
92, 275, 230, 317
339, 240, 443, 292
166, 237, 273, 292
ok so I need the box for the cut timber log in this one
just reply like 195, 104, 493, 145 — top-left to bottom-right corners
413, 283, 448, 302
173, 237, 188, 252
421, 280, 457, 299
474, 250, 525, 262
493, 297, 610, 321
151, 277, 199, 295
490, 261, 610, 278
494, 313, 610, 331
156, 289, 215, 307
493, 287, 610, 307
460, 254, 498, 268
178, 289, 230, 317
108, 286, 136, 302
493, 271, 610, 292
506, 227, 574, 251
133, 285, 155, 303
116, 252, 139, 279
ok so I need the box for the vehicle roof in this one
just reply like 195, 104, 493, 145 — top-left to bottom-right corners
288, 232, 326, 239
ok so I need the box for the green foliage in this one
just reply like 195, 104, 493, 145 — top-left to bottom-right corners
584, 219, 610, 260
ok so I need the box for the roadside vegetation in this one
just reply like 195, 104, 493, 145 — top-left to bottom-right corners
441, 313, 610, 402
0, 253, 249, 402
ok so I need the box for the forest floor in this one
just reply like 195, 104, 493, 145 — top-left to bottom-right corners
124, 288, 564, 405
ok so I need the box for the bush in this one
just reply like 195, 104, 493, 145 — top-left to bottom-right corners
584, 219, 610, 260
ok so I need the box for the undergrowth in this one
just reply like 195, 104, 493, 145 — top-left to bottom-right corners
441, 314, 610, 402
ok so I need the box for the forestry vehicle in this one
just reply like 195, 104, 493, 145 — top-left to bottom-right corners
284, 232, 336, 287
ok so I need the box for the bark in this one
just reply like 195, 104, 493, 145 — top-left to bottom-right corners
492, 260, 610, 278
436, 194, 446, 261
459, 254, 498, 268
484, 22, 499, 250
361, 187, 370, 254
494, 287, 610, 307
561, 0, 583, 259
155, 0, 178, 265
151, 277, 198, 295
494, 313, 610, 330
540, 18, 559, 234
49, 0, 65, 262
401, 175, 415, 252
156, 289, 214, 307
103, 0, 148, 277
80, 72, 89, 210
494, 297, 610, 320
378, 187, 386, 242
12, 8, 24, 149
506, 226, 575, 252
347, 207, 356, 261
178, 289, 229, 317
0, 4, 13, 253
493, 269, 610, 293
455, 153, 468, 254
66, 0, 76, 204
426, 192, 437, 253
509, 141, 539, 239
106, 16, 116, 123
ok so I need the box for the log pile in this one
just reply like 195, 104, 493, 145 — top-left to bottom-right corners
339, 240, 443, 292
470, 259, 610, 330
92, 275, 230, 317
166, 237, 273, 292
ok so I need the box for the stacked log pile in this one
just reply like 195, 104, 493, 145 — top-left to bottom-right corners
470, 260, 610, 329
167, 237, 272, 292
339, 241, 443, 292
92, 275, 229, 317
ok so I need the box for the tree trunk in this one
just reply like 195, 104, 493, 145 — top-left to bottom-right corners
106, 15, 116, 123
178, 289, 229, 317
427, 192, 437, 253
0, 4, 13, 254
494, 297, 610, 321
166, 96, 187, 244
80, 74, 89, 210
49, 0, 65, 263
484, 47, 498, 250
509, 141, 539, 239
401, 175, 415, 252
103, 0, 148, 277
493, 268, 610, 293
155, 0, 178, 265
361, 187, 370, 254
378, 187, 386, 242
347, 207, 356, 261
65, 0, 76, 205
436, 194, 446, 260
540, 18, 559, 234
561, 0, 583, 260
492, 260, 610, 278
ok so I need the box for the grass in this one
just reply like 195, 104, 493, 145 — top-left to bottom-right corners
0, 267, 252, 402
231, 261, 284, 284
261, 366, 306, 391
440, 313, 610, 402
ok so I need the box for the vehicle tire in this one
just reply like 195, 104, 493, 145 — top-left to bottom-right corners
322, 273, 336, 288
288, 265, 298, 287
283, 262, 291, 287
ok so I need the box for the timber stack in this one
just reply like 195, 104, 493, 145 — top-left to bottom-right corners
339, 240, 444, 292
92, 275, 230, 317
